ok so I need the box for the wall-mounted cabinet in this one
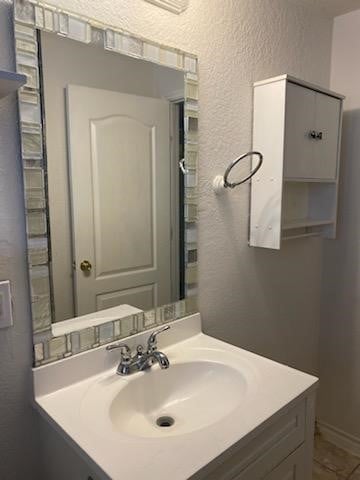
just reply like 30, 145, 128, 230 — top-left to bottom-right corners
250, 75, 344, 249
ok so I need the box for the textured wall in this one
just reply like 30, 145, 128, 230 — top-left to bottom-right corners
42, 0, 333, 371
0, 1, 41, 479
318, 8, 360, 441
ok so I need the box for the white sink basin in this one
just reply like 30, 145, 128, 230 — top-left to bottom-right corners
34, 314, 318, 480
80, 348, 256, 440
108, 361, 247, 437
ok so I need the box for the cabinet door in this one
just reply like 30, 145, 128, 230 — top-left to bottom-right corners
313, 92, 341, 180
263, 447, 306, 480
284, 82, 316, 179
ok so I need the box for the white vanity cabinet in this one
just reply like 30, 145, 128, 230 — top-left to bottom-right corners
194, 393, 315, 480
39, 391, 316, 480
250, 74, 344, 249
264, 447, 306, 480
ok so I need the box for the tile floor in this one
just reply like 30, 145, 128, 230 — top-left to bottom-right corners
313, 435, 360, 479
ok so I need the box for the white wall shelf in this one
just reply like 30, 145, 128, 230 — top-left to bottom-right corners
282, 233, 320, 241
284, 178, 337, 184
0, 70, 26, 99
282, 219, 335, 230
250, 74, 344, 249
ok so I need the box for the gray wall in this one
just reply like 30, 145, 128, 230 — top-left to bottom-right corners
319, 8, 360, 442
0, 1, 41, 479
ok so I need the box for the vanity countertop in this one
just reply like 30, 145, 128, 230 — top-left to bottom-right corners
33, 314, 318, 480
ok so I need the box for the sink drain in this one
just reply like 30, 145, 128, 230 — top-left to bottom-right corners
156, 416, 175, 428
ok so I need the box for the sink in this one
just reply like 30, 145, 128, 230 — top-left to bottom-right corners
81, 354, 251, 439
34, 314, 318, 480
108, 361, 247, 437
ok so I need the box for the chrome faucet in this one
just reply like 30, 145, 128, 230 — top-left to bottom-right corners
106, 325, 170, 376
138, 326, 170, 371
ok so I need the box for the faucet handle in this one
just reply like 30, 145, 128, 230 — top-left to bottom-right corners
106, 343, 131, 364
147, 325, 170, 352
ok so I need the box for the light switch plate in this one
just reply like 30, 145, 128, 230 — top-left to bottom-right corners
0, 281, 13, 328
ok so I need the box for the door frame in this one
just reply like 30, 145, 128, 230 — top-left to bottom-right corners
168, 91, 184, 303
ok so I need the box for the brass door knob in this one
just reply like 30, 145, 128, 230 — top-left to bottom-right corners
80, 260, 92, 272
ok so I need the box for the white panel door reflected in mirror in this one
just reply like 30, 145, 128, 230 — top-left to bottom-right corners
67, 86, 171, 315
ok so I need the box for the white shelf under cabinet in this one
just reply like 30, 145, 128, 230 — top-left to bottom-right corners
282, 219, 334, 230
282, 232, 321, 242
0, 70, 26, 99
250, 74, 344, 250
284, 177, 337, 184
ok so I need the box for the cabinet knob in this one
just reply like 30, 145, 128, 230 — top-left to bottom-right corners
309, 130, 323, 140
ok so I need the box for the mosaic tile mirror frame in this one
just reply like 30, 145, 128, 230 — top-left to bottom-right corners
13, 0, 199, 366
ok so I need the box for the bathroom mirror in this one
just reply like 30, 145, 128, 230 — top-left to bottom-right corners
13, 0, 198, 365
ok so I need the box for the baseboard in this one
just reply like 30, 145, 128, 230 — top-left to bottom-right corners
317, 420, 360, 457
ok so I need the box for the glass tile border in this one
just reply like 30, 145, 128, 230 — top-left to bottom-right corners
34, 298, 197, 366
13, 0, 199, 367
144, 0, 189, 15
